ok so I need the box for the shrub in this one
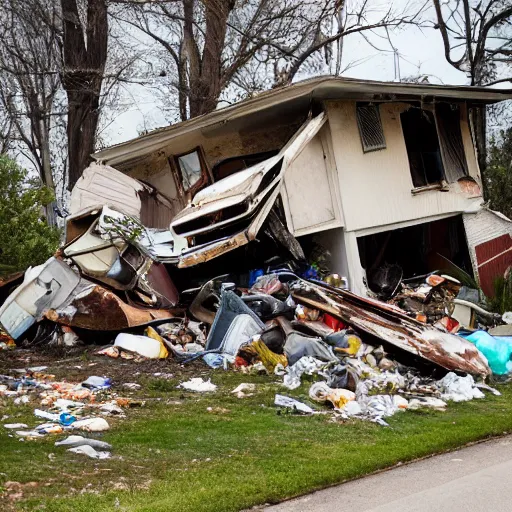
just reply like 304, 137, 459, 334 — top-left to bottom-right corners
0, 155, 60, 275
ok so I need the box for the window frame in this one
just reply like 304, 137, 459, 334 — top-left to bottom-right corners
356, 102, 387, 153
400, 106, 446, 190
171, 146, 211, 197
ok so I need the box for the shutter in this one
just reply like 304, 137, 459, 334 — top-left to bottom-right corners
435, 103, 469, 183
356, 103, 386, 153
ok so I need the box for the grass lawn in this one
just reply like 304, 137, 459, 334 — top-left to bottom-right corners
2, 360, 512, 512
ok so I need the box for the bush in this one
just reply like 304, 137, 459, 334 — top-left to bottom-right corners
0, 155, 60, 275
486, 128, 512, 220
487, 269, 512, 315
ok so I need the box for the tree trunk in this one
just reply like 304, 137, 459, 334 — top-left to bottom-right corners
61, 0, 108, 190
39, 118, 57, 225
187, 0, 234, 118
66, 89, 102, 189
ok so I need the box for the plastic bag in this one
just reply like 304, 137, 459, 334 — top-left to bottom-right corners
274, 394, 314, 414
463, 331, 512, 375
309, 382, 355, 409
436, 372, 485, 402
179, 378, 217, 392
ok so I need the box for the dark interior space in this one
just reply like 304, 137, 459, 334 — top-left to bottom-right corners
357, 215, 473, 294
212, 150, 279, 181
400, 107, 445, 187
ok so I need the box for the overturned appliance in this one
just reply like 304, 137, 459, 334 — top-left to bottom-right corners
0, 206, 182, 339
70, 162, 180, 227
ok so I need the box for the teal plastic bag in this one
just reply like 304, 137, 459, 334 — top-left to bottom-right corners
463, 331, 512, 375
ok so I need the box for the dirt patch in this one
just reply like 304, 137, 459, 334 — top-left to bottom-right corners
0, 345, 207, 385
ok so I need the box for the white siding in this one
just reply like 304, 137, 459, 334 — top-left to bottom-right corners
326, 101, 483, 232
281, 124, 343, 236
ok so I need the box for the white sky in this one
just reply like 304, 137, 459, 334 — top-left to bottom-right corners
102, 9, 475, 147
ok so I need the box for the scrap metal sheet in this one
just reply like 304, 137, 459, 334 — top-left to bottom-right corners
45, 283, 174, 331
292, 280, 490, 377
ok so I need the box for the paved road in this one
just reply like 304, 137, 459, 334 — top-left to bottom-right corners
264, 435, 512, 512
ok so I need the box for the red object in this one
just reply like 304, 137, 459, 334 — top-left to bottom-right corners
475, 234, 512, 297
235, 356, 249, 367
323, 313, 346, 331
439, 316, 460, 333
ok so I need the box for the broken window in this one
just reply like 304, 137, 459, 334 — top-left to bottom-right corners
356, 103, 386, 152
177, 150, 202, 189
400, 108, 444, 188
172, 147, 210, 196
212, 150, 279, 181
434, 104, 469, 183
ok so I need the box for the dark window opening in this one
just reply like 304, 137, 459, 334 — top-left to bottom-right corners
400, 108, 444, 188
357, 215, 473, 298
356, 103, 386, 153
212, 150, 279, 181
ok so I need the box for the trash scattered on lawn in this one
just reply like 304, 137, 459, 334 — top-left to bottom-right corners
55, 435, 112, 451
0, 366, 142, 459
437, 372, 486, 402
275, 395, 315, 414
179, 378, 217, 392
67, 445, 111, 459
82, 376, 112, 390
408, 397, 447, 411
283, 357, 327, 390
72, 417, 110, 432
123, 383, 142, 390
231, 383, 256, 398
309, 382, 355, 409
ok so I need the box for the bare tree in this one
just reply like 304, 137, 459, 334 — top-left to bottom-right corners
431, 0, 512, 171
0, 0, 62, 193
113, 0, 427, 121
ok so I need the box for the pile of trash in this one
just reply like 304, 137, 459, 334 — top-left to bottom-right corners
1, 367, 141, 457
0, 159, 511, 429
387, 273, 501, 329
384, 271, 512, 376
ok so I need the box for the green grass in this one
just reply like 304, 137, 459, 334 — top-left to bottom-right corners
2, 370, 512, 512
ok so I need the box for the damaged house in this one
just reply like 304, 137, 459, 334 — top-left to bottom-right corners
3, 76, 512, 385
6, 76, 512, 432
85, 76, 511, 298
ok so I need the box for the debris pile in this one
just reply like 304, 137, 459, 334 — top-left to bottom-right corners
384, 270, 512, 376
0, 143, 511, 431
388, 273, 502, 331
